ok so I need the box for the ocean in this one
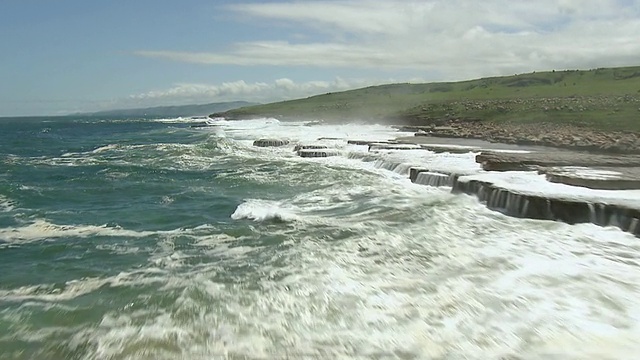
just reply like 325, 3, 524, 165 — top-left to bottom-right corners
1, 116, 639, 359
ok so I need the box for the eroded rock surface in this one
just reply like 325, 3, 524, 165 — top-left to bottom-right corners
475, 151, 640, 171
400, 120, 640, 154
253, 139, 290, 147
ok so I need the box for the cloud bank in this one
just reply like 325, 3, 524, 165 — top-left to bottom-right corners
124, 77, 382, 107
135, 0, 640, 80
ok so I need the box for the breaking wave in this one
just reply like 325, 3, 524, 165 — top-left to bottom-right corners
231, 199, 299, 222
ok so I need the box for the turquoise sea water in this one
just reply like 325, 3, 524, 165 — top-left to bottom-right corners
1, 116, 640, 359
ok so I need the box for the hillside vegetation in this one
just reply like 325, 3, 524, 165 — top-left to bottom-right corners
215, 66, 640, 131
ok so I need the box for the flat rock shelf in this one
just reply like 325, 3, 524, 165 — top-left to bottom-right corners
410, 168, 640, 237
476, 151, 640, 171
540, 166, 640, 190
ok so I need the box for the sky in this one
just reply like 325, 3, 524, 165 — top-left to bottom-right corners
1, 0, 640, 116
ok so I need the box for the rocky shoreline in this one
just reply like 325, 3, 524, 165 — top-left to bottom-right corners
395, 120, 640, 154
408, 168, 640, 237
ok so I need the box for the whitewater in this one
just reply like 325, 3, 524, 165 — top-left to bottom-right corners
1, 116, 639, 359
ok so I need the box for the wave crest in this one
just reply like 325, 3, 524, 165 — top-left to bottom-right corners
231, 199, 298, 222
0, 219, 155, 244
0, 195, 16, 212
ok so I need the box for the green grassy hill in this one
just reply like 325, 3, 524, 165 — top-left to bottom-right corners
215, 66, 640, 131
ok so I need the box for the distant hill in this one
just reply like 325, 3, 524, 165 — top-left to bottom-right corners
81, 101, 258, 118
215, 66, 640, 131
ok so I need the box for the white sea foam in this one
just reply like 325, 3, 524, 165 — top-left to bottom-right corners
5, 118, 640, 359
219, 118, 413, 145
53, 141, 230, 172
56, 204, 640, 359
0, 194, 16, 212
62, 144, 149, 157
91, 144, 120, 153
153, 116, 203, 123
0, 269, 170, 303
0, 219, 156, 244
459, 171, 640, 208
208, 119, 640, 358
347, 148, 482, 175
549, 165, 624, 179
231, 199, 299, 222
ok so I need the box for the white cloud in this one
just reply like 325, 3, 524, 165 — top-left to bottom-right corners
124, 77, 379, 107
129, 80, 270, 100
135, 41, 394, 68
134, 0, 640, 80
229, 1, 418, 35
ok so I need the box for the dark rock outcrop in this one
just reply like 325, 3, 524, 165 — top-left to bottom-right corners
418, 144, 479, 154
253, 139, 290, 147
297, 149, 340, 158
293, 144, 328, 152
409, 167, 640, 237
452, 177, 640, 236
368, 143, 422, 151
347, 140, 374, 145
